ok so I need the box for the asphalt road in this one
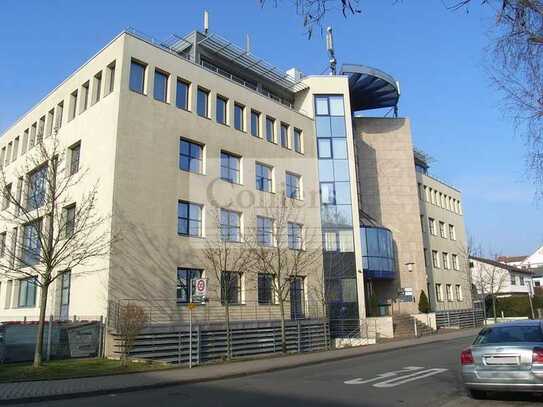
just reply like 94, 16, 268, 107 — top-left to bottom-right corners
25, 336, 543, 407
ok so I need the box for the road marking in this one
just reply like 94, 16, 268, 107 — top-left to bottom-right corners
344, 366, 448, 388
344, 367, 424, 385
373, 368, 448, 388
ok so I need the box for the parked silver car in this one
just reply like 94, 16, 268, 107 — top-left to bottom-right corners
462, 320, 543, 399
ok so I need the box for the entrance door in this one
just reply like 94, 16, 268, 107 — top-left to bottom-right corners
290, 277, 304, 320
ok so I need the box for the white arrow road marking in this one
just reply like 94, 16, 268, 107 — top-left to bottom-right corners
344, 366, 424, 385
372, 368, 448, 388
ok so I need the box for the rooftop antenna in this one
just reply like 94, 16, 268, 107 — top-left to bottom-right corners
204, 10, 209, 35
326, 27, 337, 75
245, 33, 251, 55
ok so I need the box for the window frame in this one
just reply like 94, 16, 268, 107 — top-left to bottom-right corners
177, 201, 203, 237
234, 103, 245, 131
265, 116, 275, 143
250, 110, 260, 137
258, 273, 275, 305
129, 59, 146, 94
216, 95, 228, 125
179, 138, 204, 174
255, 163, 273, 192
176, 78, 190, 110
220, 209, 242, 242
256, 216, 274, 247
293, 128, 302, 153
286, 172, 301, 200
176, 268, 203, 304
288, 222, 303, 250
220, 151, 241, 184
197, 87, 210, 118
153, 69, 169, 103
220, 271, 243, 305
280, 123, 289, 148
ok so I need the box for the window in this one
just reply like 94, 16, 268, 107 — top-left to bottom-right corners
511, 274, 517, 285
428, 218, 436, 235
18, 278, 37, 308
176, 79, 190, 110
93, 71, 102, 104
0, 232, 5, 257
317, 139, 332, 158
442, 252, 450, 269
455, 285, 463, 301
29, 123, 36, 149
423, 248, 429, 267
13, 137, 19, 161
452, 254, 459, 270
177, 201, 203, 237
22, 129, 28, 154
286, 173, 301, 199
23, 220, 42, 266
69, 142, 80, 175
197, 87, 209, 117
435, 283, 443, 302
265, 116, 275, 142
250, 110, 260, 137
439, 221, 446, 238
449, 224, 456, 240
520, 276, 525, 285
81, 81, 89, 112
64, 204, 76, 238
129, 60, 146, 94
6, 143, 12, 165
234, 103, 245, 131
179, 139, 203, 174
5, 280, 12, 309
288, 222, 302, 250
256, 163, 272, 192
221, 271, 242, 305
176, 268, 203, 304
257, 216, 273, 246
2, 184, 11, 210
446, 284, 453, 301
107, 61, 116, 94
69, 90, 78, 120
27, 165, 47, 210
46, 109, 54, 137
432, 250, 440, 268
220, 152, 240, 184
220, 209, 241, 242
293, 128, 302, 153
420, 215, 425, 232
153, 70, 168, 102
258, 274, 274, 305
280, 123, 289, 148
55, 102, 63, 130
320, 182, 335, 204
59, 271, 71, 319
216, 96, 228, 125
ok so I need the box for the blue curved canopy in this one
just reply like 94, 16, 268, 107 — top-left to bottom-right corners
340, 64, 400, 113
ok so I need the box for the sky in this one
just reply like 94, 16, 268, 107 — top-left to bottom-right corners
0, 0, 541, 255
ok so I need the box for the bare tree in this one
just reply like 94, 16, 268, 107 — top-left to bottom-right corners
0, 132, 112, 367
117, 303, 146, 367
200, 208, 255, 360
248, 194, 322, 353
259, 0, 361, 37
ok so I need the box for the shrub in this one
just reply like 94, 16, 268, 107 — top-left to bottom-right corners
418, 290, 431, 314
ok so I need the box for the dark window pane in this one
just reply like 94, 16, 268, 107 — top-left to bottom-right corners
197, 89, 209, 117
154, 71, 168, 102
129, 61, 145, 93
216, 97, 227, 124
234, 104, 244, 130
251, 111, 260, 137
176, 80, 189, 109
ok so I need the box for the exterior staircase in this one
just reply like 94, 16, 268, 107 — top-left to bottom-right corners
392, 315, 434, 338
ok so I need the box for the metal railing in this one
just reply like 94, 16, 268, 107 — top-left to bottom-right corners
111, 319, 329, 365
435, 308, 484, 329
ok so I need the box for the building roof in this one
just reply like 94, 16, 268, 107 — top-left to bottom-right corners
470, 255, 534, 275
496, 255, 528, 264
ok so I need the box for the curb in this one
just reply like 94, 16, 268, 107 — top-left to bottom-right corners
0, 328, 479, 405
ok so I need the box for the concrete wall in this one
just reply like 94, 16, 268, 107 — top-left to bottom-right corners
353, 118, 427, 315
418, 173, 472, 311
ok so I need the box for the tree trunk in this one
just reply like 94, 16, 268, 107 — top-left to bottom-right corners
492, 294, 497, 323
33, 283, 49, 368
279, 298, 286, 354
225, 302, 231, 360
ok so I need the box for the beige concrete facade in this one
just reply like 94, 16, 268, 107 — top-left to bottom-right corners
417, 165, 472, 311
354, 118, 427, 315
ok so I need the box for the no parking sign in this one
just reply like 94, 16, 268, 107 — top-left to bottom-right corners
192, 278, 207, 303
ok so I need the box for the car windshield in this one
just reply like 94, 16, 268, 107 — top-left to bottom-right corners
474, 325, 543, 344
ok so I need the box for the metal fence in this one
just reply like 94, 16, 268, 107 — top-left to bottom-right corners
435, 308, 485, 329
0, 316, 105, 363
111, 319, 329, 365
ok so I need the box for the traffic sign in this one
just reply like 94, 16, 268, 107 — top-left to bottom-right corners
192, 278, 207, 303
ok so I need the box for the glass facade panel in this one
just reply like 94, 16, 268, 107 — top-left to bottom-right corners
332, 139, 347, 159
318, 160, 334, 182
330, 116, 346, 137
328, 96, 345, 116
360, 227, 395, 279
318, 139, 332, 158
333, 160, 350, 182
315, 97, 329, 115
334, 182, 351, 205
315, 116, 331, 138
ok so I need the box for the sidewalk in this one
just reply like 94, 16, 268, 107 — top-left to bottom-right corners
0, 328, 480, 404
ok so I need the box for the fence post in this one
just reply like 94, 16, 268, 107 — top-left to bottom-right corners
98, 316, 104, 358
46, 314, 53, 361
297, 320, 301, 353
